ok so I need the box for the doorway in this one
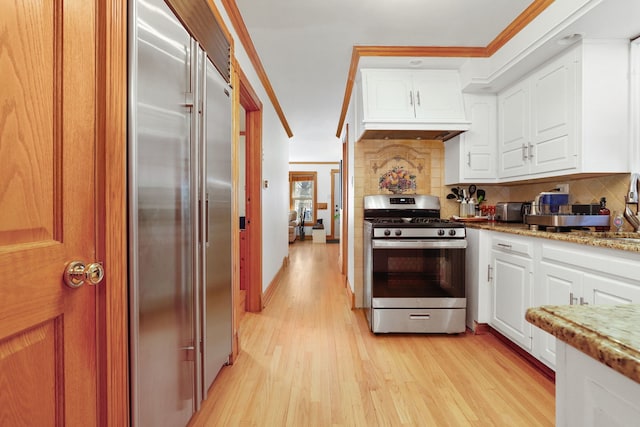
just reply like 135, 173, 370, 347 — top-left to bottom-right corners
330, 168, 341, 241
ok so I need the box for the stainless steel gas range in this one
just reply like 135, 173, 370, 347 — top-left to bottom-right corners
363, 194, 467, 334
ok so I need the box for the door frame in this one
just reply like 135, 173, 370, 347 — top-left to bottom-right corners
330, 168, 340, 240
97, 0, 129, 424
237, 64, 264, 313
340, 125, 349, 276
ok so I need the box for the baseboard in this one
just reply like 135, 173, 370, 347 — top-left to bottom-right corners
262, 255, 288, 308
345, 277, 355, 309
473, 322, 491, 335
487, 325, 556, 383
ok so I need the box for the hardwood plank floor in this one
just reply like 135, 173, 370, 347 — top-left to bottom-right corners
189, 241, 555, 426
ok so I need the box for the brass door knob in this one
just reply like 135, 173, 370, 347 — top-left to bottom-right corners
64, 261, 105, 288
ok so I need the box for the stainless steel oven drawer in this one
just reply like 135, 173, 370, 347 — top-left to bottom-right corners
371, 307, 465, 334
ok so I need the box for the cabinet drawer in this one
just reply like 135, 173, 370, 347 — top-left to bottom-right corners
542, 242, 640, 282
492, 237, 533, 257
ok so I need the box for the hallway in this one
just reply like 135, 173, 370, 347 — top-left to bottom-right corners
189, 241, 554, 426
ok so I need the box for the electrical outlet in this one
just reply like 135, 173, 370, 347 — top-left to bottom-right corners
555, 183, 569, 193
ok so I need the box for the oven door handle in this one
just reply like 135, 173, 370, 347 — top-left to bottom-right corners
371, 239, 467, 249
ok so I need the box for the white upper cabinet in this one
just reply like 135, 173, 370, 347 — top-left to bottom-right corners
362, 69, 415, 121
497, 40, 630, 181
357, 69, 470, 141
445, 94, 497, 184
498, 80, 530, 178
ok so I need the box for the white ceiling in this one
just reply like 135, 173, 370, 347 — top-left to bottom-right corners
233, 0, 639, 161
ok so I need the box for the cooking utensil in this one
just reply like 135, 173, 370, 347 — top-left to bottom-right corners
468, 185, 476, 198
446, 193, 457, 200
476, 189, 486, 202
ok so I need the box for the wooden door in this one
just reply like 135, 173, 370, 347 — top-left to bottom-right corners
0, 0, 99, 425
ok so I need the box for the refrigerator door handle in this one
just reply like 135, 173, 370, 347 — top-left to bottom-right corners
205, 193, 209, 246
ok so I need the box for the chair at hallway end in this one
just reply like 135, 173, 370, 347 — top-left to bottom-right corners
288, 210, 299, 243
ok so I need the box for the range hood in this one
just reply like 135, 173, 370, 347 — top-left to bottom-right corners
357, 69, 470, 142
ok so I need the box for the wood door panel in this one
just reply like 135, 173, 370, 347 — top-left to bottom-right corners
0, 319, 61, 426
0, 0, 98, 424
0, 0, 56, 247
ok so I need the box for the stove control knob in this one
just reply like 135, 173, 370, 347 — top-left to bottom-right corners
448, 229, 457, 236
394, 229, 402, 236
384, 229, 391, 236
438, 229, 445, 236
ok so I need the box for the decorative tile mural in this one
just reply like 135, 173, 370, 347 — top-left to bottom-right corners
359, 141, 442, 196
378, 165, 417, 194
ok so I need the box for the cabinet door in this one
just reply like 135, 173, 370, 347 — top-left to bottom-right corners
558, 343, 640, 427
412, 70, 466, 121
582, 273, 640, 305
491, 250, 533, 350
498, 81, 530, 178
536, 261, 582, 368
462, 95, 497, 180
362, 69, 414, 121
529, 53, 577, 174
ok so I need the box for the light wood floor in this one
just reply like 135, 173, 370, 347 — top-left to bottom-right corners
189, 241, 555, 426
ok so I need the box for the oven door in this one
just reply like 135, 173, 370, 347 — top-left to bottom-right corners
370, 239, 466, 308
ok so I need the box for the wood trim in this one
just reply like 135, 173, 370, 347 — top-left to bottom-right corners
356, 45, 488, 58
238, 63, 264, 313
334, 0, 554, 138
221, 0, 293, 138
345, 277, 355, 309
289, 161, 340, 165
488, 325, 556, 383
486, 0, 555, 55
96, 0, 129, 424
473, 322, 492, 335
335, 47, 362, 138
340, 125, 348, 275
262, 256, 289, 308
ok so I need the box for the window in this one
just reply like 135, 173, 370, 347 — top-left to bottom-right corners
289, 172, 317, 225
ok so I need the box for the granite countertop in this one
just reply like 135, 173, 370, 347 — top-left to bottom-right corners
463, 221, 640, 253
526, 305, 640, 383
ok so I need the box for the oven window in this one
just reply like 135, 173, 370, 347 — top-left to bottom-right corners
372, 248, 465, 298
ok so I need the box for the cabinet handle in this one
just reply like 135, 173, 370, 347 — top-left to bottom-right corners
467, 152, 471, 166
528, 143, 534, 159
497, 243, 512, 249
569, 292, 578, 305
487, 264, 493, 282
522, 144, 528, 160
580, 297, 589, 305
416, 90, 421, 106
409, 91, 414, 106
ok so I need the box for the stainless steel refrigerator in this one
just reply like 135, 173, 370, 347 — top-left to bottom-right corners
128, 0, 232, 425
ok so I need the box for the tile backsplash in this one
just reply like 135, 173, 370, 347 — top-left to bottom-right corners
444, 173, 633, 230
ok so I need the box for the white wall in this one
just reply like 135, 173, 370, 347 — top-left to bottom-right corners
213, 1, 291, 293
289, 163, 340, 236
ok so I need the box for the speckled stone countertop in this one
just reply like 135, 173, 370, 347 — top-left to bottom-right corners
463, 221, 640, 252
526, 305, 640, 383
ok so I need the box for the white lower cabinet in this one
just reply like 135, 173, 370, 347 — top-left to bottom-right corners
536, 261, 582, 369
489, 235, 533, 351
556, 343, 640, 427
475, 231, 640, 371
465, 228, 491, 330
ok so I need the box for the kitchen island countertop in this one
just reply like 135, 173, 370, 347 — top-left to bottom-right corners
526, 304, 640, 384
